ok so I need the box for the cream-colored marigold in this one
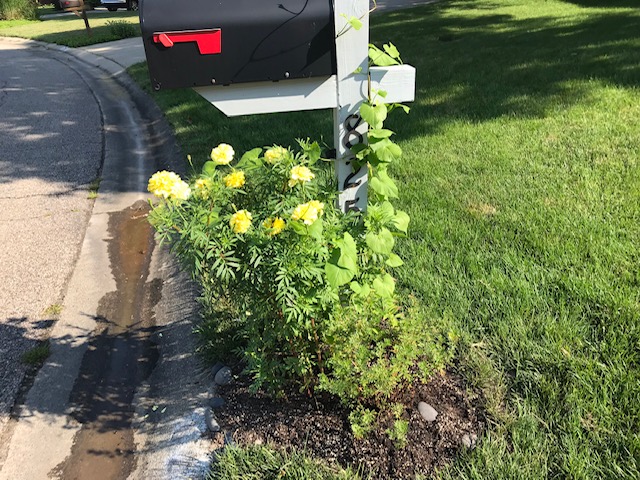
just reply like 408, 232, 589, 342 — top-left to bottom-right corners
263, 217, 286, 236
148, 170, 182, 199
210, 143, 235, 165
264, 146, 287, 164
291, 201, 323, 225
288, 165, 315, 188
170, 180, 191, 201
224, 170, 246, 189
230, 210, 252, 234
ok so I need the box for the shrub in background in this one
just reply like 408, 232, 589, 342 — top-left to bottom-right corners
0, 0, 38, 20
106, 19, 138, 39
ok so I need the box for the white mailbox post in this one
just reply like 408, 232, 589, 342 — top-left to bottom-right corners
193, 0, 416, 212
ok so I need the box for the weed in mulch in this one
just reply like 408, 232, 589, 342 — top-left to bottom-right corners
211, 371, 485, 479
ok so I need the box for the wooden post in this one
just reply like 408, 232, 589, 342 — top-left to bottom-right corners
66, 0, 92, 37
333, 0, 369, 213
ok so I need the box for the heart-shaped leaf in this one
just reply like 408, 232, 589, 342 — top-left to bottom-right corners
365, 228, 395, 255
392, 211, 410, 233
385, 253, 404, 268
372, 273, 395, 298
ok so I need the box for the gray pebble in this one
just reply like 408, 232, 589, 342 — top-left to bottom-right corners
461, 433, 478, 449
418, 401, 438, 422
214, 366, 233, 386
211, 361, 225, 377
208, 396, 225, 409
205, 408, 220, 432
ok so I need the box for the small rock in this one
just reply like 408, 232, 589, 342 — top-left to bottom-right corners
214, 366, 233, 386
211, 361, 225, 378
208, 397, 225, 409
204, 408, 220, 433
418, 401, 438, 422
461, 433, 478, 449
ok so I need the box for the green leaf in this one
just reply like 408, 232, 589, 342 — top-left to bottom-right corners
379, 200, 396, 220
365, 228, 395, 255
346, 15, 363, 31
372, 273, 395, 298
326, 232, 358, 288
383, 42, 400, 60
350, 281, 372, 298
368, 45, 399, 67
326, 249, 356, 288
308, 218, 323, 241
360, 103, 387, 129
237, 148, 263, 170
368, 128, 394, 139
301, 140, 321, 165
371, 139, 402, 163
337, 232, 357, 268
202, 161, 217, 176
290, 221, 308, 236
392, 211, 410, 233
385, 253, 404, 268
370, 170, 399, 199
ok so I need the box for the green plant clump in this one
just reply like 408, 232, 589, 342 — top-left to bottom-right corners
21, 341, 50, 366
106, 19, 138, 39
0, 0, 37, 20
147, 45, 454, 410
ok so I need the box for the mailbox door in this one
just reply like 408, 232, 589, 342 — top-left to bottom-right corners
140, 0, 336, 90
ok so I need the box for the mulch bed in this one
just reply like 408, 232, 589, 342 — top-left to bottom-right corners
210, 371, 485, 479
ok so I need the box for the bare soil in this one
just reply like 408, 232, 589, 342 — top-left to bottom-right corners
211, 370, 484, 479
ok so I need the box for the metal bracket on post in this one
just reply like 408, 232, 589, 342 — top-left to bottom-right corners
333, 0, 369, 213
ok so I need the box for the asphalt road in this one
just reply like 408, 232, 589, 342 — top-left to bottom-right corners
0, 39, 102, 427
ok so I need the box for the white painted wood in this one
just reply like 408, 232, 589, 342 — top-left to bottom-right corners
370, 65, 416, 104
334, 0, 370, 213
193, 64, 414, 118
193, 76, 338, 117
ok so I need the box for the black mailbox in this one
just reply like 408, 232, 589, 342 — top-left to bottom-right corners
139, 0, 336, 90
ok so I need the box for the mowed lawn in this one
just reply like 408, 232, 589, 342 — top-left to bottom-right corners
129, 0, 640, 478
0, 10, 139, 47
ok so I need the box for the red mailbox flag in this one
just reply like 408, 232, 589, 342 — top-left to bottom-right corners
153, 29, 222, 55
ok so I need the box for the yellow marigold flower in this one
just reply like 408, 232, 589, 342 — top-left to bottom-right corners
194, 178, 213, 198
210, 143, 235, 165
288, 165, 315, 188
224, 170, 246, 189
170, 180, 191, 201
230, 210, 252, 234
263, 217, 286, 236
148, 170, 182, 199
308, 200, 325, 215
291, 201, 323, 225
264, 146, 287, 164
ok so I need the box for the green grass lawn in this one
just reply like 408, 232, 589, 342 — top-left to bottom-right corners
130, 0, 640, 478
0, 10, 139, 47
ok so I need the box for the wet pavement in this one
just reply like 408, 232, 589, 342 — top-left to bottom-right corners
56, 202, 159, 480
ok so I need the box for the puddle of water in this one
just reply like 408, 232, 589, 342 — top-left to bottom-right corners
54, 201, 161, 480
